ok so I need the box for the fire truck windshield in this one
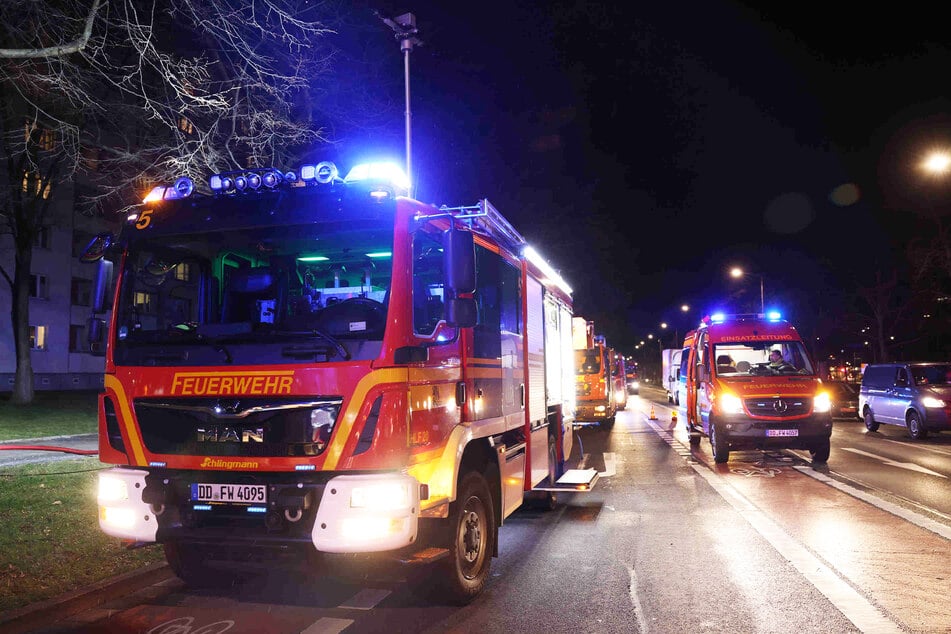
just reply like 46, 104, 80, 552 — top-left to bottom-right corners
113, 217, 395, 366
575, 349, 602, 375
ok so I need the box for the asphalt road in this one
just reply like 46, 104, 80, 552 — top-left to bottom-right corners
16, 386, 950, 633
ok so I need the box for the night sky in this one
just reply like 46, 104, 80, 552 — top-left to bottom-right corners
329, 1, 951, 355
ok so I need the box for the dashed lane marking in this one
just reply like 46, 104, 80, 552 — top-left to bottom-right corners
300, 617, 355, 634
339, 588, 391, 610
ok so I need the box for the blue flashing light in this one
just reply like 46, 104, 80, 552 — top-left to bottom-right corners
192, 504, 213, 511
246, 506, 267, 513
148, 461, 167, 468
344, 161, 410, 191
765, 310, 782, 321
710, 313, 726, 323
247, 173, 262, 189
234, 175, 248, 191
295, 464, 316, 471
262, 170, 280, 188
172, 177, 194, 198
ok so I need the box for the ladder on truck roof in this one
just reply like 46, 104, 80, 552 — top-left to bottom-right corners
430, 199, 527, 252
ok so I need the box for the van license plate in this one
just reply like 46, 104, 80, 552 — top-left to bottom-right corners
191, 483, 267, 504
766, 429, 798, 437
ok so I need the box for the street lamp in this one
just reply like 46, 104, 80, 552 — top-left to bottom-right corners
729, 267, 764, 313
378, 12, 422, 197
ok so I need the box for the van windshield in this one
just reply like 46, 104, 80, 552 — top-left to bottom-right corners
712, 341, 815, 376
911, 365, 951, 385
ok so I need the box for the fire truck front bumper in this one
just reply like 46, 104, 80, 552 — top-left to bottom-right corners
575, 403, 612, 421
97, 468, 420, 553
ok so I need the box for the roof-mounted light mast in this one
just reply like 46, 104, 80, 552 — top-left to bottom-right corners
378, 11, 422, 199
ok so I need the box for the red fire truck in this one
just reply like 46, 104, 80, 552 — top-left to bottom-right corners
84, 160, 597, 603
683, 312, 833, 464
572, 318, 617, 427
610, 349, 628, 411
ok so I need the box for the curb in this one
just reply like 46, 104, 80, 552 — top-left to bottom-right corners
0, 561, 173, 634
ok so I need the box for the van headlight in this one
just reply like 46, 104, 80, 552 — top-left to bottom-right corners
718, 393, 744, 415
922, 396, 946, 408
813, 392, 831, 413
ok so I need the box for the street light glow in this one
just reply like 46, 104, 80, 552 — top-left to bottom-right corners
923, 151, 951, 174
728, 266, 764, 313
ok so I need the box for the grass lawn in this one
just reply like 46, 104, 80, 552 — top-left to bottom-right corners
0, 391, 99, 441
0, 458, 164, 613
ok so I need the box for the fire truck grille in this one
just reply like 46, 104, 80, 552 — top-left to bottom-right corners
744, 397, 811, 417
133, 397, 343, 457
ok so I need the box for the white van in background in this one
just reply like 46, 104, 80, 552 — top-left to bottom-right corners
661, 348, 682, 404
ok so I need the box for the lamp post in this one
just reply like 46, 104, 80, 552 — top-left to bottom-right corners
730, 267, 764, 313
378, 12, 422, 197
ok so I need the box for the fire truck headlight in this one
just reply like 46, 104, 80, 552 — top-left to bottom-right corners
594, 405, 606, 413
350, 482, 412, 510
922, 396, 946, 408
719, 393, 744, 415
340, 517, 406, 542
813, 392, 832, 413
98, 474, 129, 503
99, 506, 136, 530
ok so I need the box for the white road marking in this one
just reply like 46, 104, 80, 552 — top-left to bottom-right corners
300, 617, 354, 634
645, 416, 903, 634
339, 588, 391, 610
841, 447, 947, 478
600, 452, 616, 477
628, 566, 651, 634
794, 466, 951, 541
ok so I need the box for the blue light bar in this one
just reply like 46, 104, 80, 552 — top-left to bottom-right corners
344, 162, 410, 191
192, 504, 213, 511
710, 313, 726, 323
765, 311, 782, 321
246, 506, 267, 513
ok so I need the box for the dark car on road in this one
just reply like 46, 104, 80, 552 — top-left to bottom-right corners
825, 380, 859, 419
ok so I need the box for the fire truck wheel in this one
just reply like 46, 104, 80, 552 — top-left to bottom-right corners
163, 542, 233, 588
600, 416, 615, 429
809, 439, 831, 463
709, 422, 729, 464
439, 471, 494, 605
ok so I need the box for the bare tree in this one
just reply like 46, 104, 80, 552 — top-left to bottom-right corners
0, 0, 342, 403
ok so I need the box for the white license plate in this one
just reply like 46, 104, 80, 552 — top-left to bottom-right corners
191, 483, 267, 505
766, 429, 798, 437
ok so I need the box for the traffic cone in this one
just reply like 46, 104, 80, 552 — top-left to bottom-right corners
649, 404, 657, 420
671, 409, 678, 425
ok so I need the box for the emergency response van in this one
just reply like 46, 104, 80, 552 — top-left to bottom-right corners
683, 313, 833, 464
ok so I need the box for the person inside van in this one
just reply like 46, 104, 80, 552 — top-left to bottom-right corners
768, 349, 794, 372
716, 354, 736, 374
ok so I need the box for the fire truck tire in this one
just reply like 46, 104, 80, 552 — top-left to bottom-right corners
600, 416, 615, 429
709, 422, 729, 464
439, 471, 494, 605
163, 542, 232, 588
809, 438, 831, 463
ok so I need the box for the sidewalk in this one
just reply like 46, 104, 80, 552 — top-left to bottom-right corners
0, 434, 99, 467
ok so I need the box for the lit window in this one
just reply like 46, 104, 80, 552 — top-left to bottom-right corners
174, 262, 192, 282
29, 325, 48, 350
134, 291, 155, 314
29, 274, 49, 299
21, 172, 51, 199
24, 121, 55, 151
177, 116, 194, 134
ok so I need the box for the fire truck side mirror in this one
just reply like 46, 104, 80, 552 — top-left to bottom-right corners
446, 297, 477, 328
697, 364, 709, 382
87, 317, 106, 356
92, 259, 114, 314
444, 228, 475, 294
